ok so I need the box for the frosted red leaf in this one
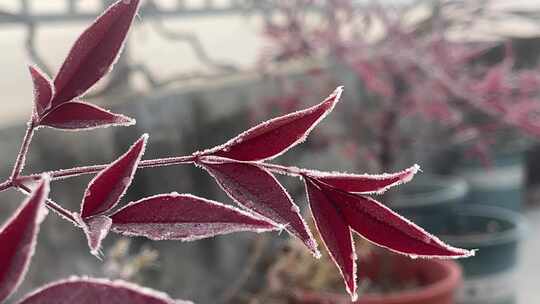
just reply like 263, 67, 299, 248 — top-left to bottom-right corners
304, 178, 357, 300
304, 177, 475, 300
28, 65, 53, 118
0, 177, 49, 303
51, 0, 141, 105
337, 190, 474, 258
38, 101, 135, 130
199, 87, 343, 161
110, 193, 277, 241
79, 215, 112, 258
307, 164, 420, 194
16, 277, 191, 304
200, 157, 319, 256
80, 134, 147, 218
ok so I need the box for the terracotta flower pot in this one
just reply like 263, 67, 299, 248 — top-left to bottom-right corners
293, 253, 462, 304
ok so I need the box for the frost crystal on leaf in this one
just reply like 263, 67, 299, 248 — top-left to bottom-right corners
328, 186, 473, 258
16, 277, 189, 304
307, 164, 420, 194
78, 215, 113, 259
304, 177, 357, 299
77, 135, 147, 255
0, 176, 49, 303
28, 65, 53, 118
38, 101, 135, 130
200, 157, 319, 256
304, 176, 474, 300
80, 134, 147, 218
198, 86, 343, 161
110, 193, 277, 241
51, 0, 141, 105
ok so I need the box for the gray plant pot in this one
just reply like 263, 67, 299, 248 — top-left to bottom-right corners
456, 150, 525, 212
437, 205, 527, 304
391, 175, 468, 232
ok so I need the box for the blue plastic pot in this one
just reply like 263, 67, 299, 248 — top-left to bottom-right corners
391, 175, 468, 231
437, 205, 527, 304
456, 150, 525, 211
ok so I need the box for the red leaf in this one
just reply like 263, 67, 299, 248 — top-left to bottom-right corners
16, 277, 190, 304
0, 177, 49, 303
39, 101, 135, 130
51, 0, 141, 105
29, 65, 53, 117
304, 178, 357, 300
200, 157, 319, 256
199, 87, 343, 161
80, 134, 147, 218
110, 193, 276, 241
307, 164, 420, 194
79, 215, 112, 258
338, 191, 474, 258
305, 177, 474, 301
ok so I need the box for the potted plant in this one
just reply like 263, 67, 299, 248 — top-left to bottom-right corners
253, 225, 463, 304
254, 1, 537, 303
0, 1, 475, 303
437, 205, 526, 304
295, 252, 463, 304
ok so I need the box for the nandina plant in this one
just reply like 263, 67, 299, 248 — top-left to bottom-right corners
0, 1, 474, 303
259, 0, 540, 171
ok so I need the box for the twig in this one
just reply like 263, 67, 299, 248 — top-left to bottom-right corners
16, 183, 80, 226
16, 157, 312, 186
0, 180, 13, 192
18, 155, 198, 183
10, 120, 36, 181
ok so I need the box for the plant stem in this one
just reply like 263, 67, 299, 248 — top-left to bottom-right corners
10, 119, 35, 181
12, 158, 309, 188
0, 180, 13, 192
18, 155, 198, 182
139, 155, 198, 168
17, 183, 80, 226
3, 157, 314, 196
258, 162, 305, 176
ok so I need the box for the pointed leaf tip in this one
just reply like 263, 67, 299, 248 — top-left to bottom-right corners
304, 178, 356, 298
79, 215, 112, 258
200, 158, 319, 256
310, 178, 474, 259
81, 134, 147, 218
304, 175, 473, 300
0, 177, 49, 303
51, 0, 141, 105
16, 277, 186, 304
199, 87, 343, 161
340, 192, 474, 258
310, 164, 421, 194
39, 101, 135, 130
28, 65, 53, 118
110, 193, 277, 241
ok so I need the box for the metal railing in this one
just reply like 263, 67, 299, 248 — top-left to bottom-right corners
0, 0, 278, 94
0, 0, 272, 25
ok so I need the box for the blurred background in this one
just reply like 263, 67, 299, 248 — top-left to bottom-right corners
1, 0, 540, 303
